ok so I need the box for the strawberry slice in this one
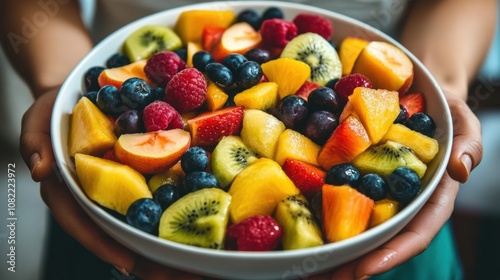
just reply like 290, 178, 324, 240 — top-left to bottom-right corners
295, 81, 321, 100
202, 26, 226, 52
282, 158, 325, 199
399, 92, 425, 117
322, 184, 374, 242
187, 106, 244, 147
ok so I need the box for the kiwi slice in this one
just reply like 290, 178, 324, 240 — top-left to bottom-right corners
274, 195, 324, 250
158, 188, 231, 249
211, 136, 258, 189
123, 25, 183, 62
280, 33, 342, 86
353, 141, 427, 178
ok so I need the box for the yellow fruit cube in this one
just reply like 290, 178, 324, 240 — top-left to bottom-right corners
234, 82, 279, 110
261, 58, 311, 100
274, 129, 321, 166
174, 10, 235, 44
240, 109, 286, 159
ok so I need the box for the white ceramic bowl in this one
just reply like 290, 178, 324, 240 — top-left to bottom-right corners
51, 1, 452, 279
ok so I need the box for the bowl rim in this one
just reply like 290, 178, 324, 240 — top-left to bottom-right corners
51, 0, 453, 262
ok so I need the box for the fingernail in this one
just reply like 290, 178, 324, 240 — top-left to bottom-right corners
460, 154, 472, 176
30, 153, 41, 175
113, 265, 129, 276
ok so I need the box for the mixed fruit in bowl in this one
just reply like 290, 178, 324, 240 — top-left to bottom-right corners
69, 6, 440, 252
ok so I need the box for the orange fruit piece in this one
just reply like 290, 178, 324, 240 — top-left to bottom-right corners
98, 60, 153, 90
174, 10, 235, 44
349, 87, 400, 144
274, 129, 321, 167
205, 80, 229, 111
261, 58, 311, 100
369, 198, 399, 228
338, 36, 369, 76
233, 82, 279, 111
322, 185, 374, 242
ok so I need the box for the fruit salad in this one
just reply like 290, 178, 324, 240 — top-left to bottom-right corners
69, 7, 439, 252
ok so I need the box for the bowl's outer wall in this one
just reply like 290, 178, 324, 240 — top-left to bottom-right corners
51, 2, 452, 279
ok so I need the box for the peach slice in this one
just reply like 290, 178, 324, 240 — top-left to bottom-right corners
210, 22, 262, 62
317, 115, 371, 170
339, 36, 369, 76
352, 41, 413, 95
114, 129, 190, 174
98, 60, 153, 90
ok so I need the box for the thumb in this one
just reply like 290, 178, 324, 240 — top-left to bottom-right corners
20, 89, 58, 182
445, 97, 483, 183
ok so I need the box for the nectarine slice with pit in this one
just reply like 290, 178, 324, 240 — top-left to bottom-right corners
114, 129, 190, 174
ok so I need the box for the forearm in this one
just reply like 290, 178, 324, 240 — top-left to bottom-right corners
0, 0, 93, 98
400, 0, 497, 100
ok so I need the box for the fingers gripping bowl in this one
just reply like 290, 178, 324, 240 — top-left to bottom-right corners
51, 1, 452, 279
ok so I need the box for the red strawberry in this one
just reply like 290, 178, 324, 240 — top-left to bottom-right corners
334, 73, 372, 105
187, 106, 244, 147
144, 51, 186, 87
399, 92, 425, 117
225, 215, 282, 251
295, 81, 321, 100
164, 68, 207, 113
202, 26, 226, 52
293, 13, 333, 40
282, 159, 325, 199
260, 18, 298, 48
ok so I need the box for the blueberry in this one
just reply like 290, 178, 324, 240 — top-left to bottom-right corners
120, 77, 154, 110
387, 167, 421, 204
192, 51, 214, 73
114, 109, 143, 136
205, 62, 234, 88
153, 184, 180, 211
183, 171, 220, 194
304, 110, 339, 145
222, 53, 248, 73
236, 9, 261, 30
308, 87, 342, 114
84, 66, 105, 92
151, 87, 165, 101
244, 48, 271, 64
181, 146, 209, 174
277, 95, 309, 131
96, 85, 127, 116
126, 198, 162, 234
405, 112, 436, 137
234, 61, 263, 89
394, 104, 409, 124
261, 7, 284, 21
106, 53, 130, 68
83, 91, 98, 104
325, 163, 361, 186
356, 173, 388, 201
174, 47, 188, 62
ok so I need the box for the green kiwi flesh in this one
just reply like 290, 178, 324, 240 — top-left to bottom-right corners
280, 32, 342, 86
211, 136, 258, 189
158, 188, 231, 249
123, 25, 183, 62
274, 195, 324, 250
352, 140, 427, 178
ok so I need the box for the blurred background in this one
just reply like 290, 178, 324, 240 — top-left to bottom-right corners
0, 1, 498, 280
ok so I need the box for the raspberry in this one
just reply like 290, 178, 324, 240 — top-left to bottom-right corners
225, 215, 282, 251
334, 73, 372, 104
144, 51, 186, 87
142, 100, 183, 132
260, 18, 298, 48
293, 13, 333, 40
164, 68, 207, 113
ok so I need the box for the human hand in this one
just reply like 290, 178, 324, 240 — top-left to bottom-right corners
310, 95, 483, 279
20, 89, 202, 279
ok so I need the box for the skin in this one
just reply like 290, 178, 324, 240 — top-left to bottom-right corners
0, 0, 495, 279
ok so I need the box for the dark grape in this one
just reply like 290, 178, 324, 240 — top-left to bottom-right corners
304, 110, 339, 145
114, 110, 142, 136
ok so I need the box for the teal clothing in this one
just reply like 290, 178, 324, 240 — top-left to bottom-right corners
374, 221, 464, 280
